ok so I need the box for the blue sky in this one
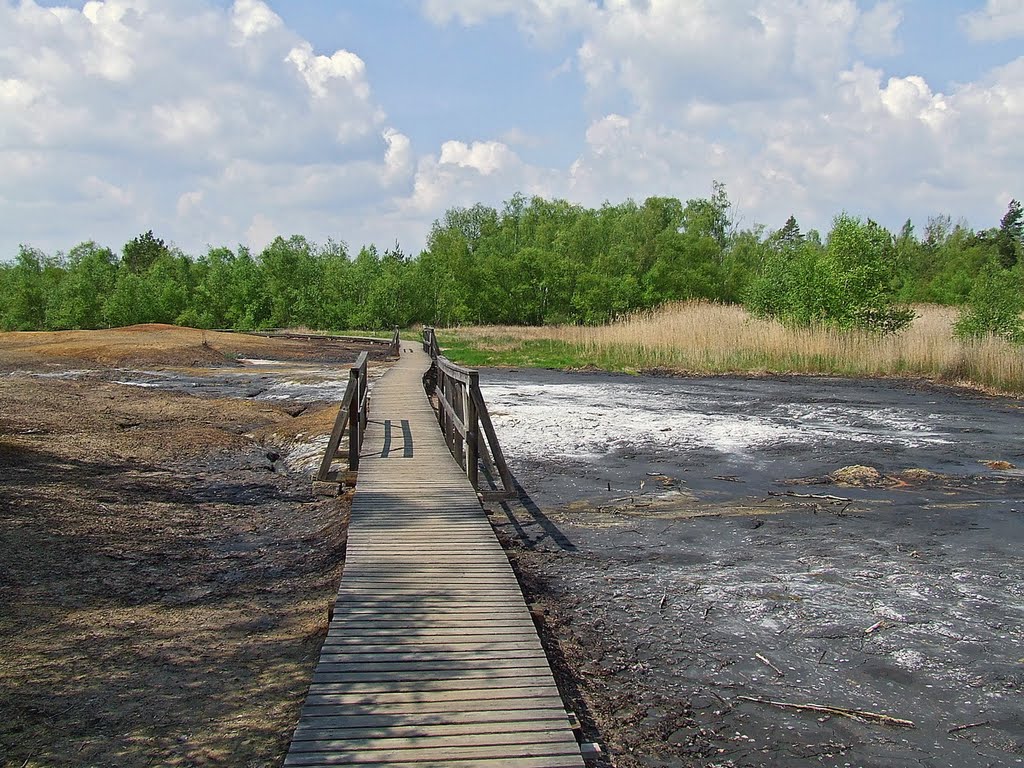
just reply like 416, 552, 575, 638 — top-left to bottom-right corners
3, 0, 1023, 258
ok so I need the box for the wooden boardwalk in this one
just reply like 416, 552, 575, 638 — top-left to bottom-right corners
286, 344, 586, 768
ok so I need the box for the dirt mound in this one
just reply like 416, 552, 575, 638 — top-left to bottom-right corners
0, 325, 382, 370
981, 459, 1016, 470
899, 467, 943, 481
829, 464, 883, 486
0, 324, 235, 369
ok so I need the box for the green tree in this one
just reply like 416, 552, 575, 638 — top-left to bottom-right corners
997, 199, 1022, 269
360, 245, 414, 329
682, 181, 731, 250
122, 230, 169, 274
44, 242, 117, 329
745, 214, 914, 333
1, 246, 49, 330
104, 269, 158, 327
259, 235, 323, 328
146, 251, 193, 324
318, 239, 355, 330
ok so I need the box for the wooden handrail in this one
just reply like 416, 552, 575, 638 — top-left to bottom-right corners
316, 351, 369, 482
422, 326, 441, 359
215, 328, 398, 348
422, 327, 515, 500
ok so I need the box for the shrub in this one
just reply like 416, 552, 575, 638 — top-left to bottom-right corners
954, 265, 1024, 343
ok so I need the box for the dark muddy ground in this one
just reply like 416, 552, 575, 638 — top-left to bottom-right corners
0, 327, 391, 767
480, 369, 1024, 768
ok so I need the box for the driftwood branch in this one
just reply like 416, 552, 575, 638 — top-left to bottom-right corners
737, 696, 915, 728
755, 653, 785, 677
769, 491, 852, 503
947, 720, 990, 734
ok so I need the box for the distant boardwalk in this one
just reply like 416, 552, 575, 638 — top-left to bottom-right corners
286, 345, 585, 767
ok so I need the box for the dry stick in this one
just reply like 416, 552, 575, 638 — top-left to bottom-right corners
755, 653, 785, 677
864, 620, 886, 634
948, 720, 991, 734
769, 491, 853, 503
737, 696, 916, 728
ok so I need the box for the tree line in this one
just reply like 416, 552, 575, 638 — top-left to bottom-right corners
1, 187, 1021, 340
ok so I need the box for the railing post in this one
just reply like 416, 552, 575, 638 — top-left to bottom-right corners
422, 326, 439, 359
466, 371, 479, 489
437, 370, 447, 434
348, 365, 360, 471
359, 358, 368, 433
444, 382, 455, 452
453, 380, 466, 469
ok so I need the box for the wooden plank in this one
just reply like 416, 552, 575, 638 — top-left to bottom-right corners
286, 758, 581, 768
316, 650, 546, 664
303, 683, 563, 704
325, 618, 536, 630
284, 742, 584, 766
319, 640, 544, 652
309, 673, 556, 688
320, 638, 542, 650
292, 719, 570, 742
292, 708, 571, 732
312, 662, 553, 679
333, 592, 526, 602
288, 729, 575, 753
299, 692, 564, 713
327, 613, 533, 624
326, 611, 533, 623
321, 632, 542, 644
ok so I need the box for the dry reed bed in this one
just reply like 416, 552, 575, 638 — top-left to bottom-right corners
448, 303, 1024, 395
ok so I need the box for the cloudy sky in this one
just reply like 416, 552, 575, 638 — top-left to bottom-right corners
2, 0, 1023, 259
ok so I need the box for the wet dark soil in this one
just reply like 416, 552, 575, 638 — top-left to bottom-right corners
480, 368, 1024, 768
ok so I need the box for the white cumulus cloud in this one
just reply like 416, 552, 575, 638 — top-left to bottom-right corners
962, 0, 1024, 41
426, 0, 1023, 235
0, 0, 406, 256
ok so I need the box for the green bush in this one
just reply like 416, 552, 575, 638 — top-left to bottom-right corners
745, 214, 914, 334
954, 266, 1024, 343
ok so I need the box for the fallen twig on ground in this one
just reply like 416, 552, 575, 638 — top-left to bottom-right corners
755, 653, 785, 677
769, 491, 852, 503
737, 696, 916, 728
948, 720, 990, 734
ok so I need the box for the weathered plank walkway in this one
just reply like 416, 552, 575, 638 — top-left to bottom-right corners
286, 344, 585, 768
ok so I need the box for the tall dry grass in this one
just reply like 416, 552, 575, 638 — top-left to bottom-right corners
449, 302, 1024, 394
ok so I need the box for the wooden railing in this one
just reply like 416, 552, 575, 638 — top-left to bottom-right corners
422, 325, 440, 358
216, 328, 401, 357
316, 351, 370, 482
422, 327, 516, 501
